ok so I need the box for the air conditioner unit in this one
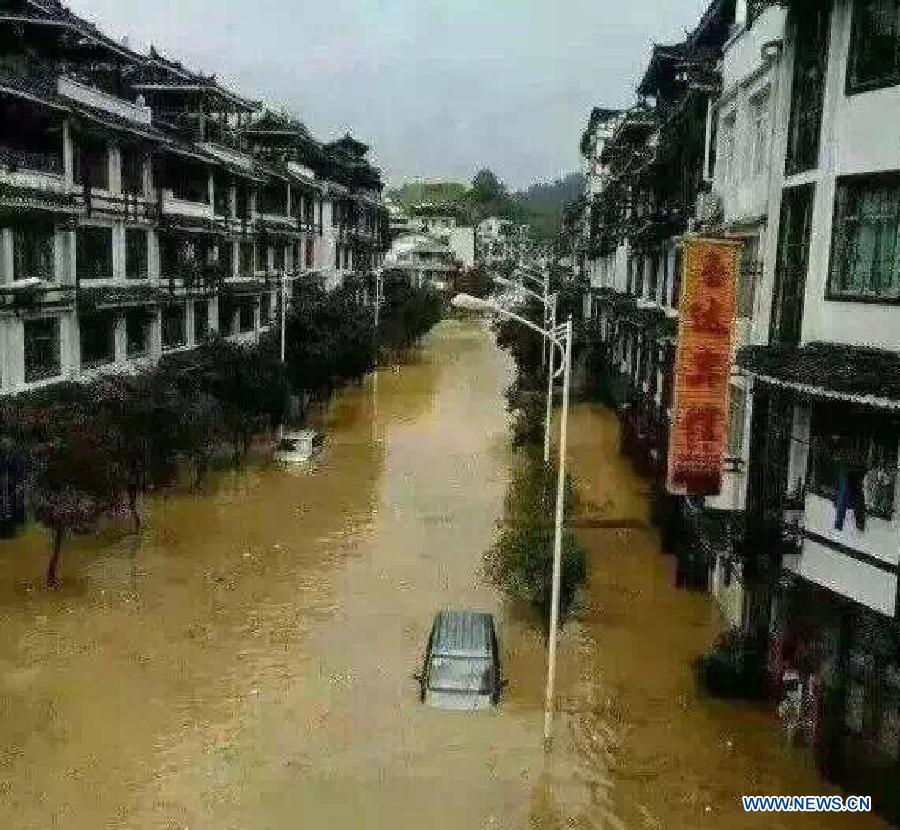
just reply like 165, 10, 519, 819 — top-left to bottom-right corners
696, 190, 723, 224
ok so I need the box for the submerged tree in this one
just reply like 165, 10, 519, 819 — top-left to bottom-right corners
26, 397, 122, 587
484, 448, 586, 621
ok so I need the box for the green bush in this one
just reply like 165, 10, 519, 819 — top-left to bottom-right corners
485, 448, 587, 621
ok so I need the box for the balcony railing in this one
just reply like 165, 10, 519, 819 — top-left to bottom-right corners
0, 145, 63, 176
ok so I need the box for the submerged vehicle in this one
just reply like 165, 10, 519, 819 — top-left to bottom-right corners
415, 610, 505, 710
273, 429, 323, 465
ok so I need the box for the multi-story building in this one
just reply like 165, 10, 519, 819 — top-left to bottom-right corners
732, 0, 900, 812
475, 216, 531, 268
0, 0, 386, 398
583, 0, 736, 547
583, 0, 900, 817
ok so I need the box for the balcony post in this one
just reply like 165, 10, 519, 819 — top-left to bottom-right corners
0, 228, 12, 285
62, 119, 74, 188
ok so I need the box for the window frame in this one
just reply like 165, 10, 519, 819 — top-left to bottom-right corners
827, 172, 900, 304
79, 310, 116, 369
847, 0, 900, 95
76, 225, 114, 282
23, 317, 61, 383
124, 307, 152, 358
161, 303, 187, 351
125, 227, 149, 280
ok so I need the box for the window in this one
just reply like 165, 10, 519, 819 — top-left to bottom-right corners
121, 149, 144, 196
24, 318, 61, 382
719, 112, 736, 186
219, 299, 235, 336
13, 223, 54, 281
749, 90, 770, 177
633, 256, 644, 297
125, 229, 148, 279
219, 242, 235, 279
194, 300, 210, 342
255, 244, 268, 274
809, 406, 898, 520
236, 186, 250, 222
305, 238, 314, 269
848, 0, 900, 93
258, 183, 286, 216
79, 311, 116, 368
672, 247, 683, 309
648, 253, 659, 300
343, 247, 351, 271
238, 298, 254, 332
737, 235, 761, 318
334, 243, 341, 270
829, 174, 900, 301
260, 292, 272, 327
727, 387, 747, 457
161, 304, 186, 350
213, 174, 231, 217
771, 184, 814, 346
239, 242, 254, 277
76, 226, 113, 281
273, 245, 285, 273
125, 308, 151, 357
73, 137, 108, 190
785, 3, 830, 175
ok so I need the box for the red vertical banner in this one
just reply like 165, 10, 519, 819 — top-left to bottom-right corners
666, 237, 741, 495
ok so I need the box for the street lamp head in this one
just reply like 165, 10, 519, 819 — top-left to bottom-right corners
451, 293, 490, 312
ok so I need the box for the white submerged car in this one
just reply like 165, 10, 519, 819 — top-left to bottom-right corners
273, 429, 323, 465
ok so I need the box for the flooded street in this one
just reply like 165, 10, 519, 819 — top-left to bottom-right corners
0, 320, 889, 829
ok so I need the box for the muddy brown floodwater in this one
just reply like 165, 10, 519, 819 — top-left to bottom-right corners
0, 320, 889, 829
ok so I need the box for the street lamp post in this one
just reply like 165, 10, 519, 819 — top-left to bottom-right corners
280, 269, 288, 364
493, 275, 557, 465
451, 292, 572, 750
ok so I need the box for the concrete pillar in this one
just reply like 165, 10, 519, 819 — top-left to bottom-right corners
149, 308, 162, 361
0, 228, 13, 284
62, 119, 74, 188
109, 143, 121, 195
112, 223, 125, 280
143, 152, 152, 197
114, 313, 127, 364
208, 172, 215, 209
8, 318, 24, 389
62, 310, 79, 378
209, 296, 220, 334
148, 229, 160, 285
186, 298, 196, 346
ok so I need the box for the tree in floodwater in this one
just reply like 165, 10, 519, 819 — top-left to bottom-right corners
378, 277, 443, 352
26, 394, 122, 587
493, 294, 545, 379
484, 448, 586, 621
151, 359, 225, 487
283, 284, 376, 406
95, 373, 169, 531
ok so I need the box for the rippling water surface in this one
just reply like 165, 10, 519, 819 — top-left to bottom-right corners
0, 320, 888, 828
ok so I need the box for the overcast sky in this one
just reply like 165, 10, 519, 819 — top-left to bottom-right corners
69, 0, 707, 190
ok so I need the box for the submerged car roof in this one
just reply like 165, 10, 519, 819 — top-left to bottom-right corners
431, 610, 494, 659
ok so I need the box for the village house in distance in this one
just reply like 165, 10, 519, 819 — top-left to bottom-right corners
576, 0, 900, 820
0, 0, 388, 399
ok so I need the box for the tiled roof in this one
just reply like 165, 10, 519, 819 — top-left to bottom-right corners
737, 342, 900, 409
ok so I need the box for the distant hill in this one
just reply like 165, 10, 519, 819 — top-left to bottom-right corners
388, 180, 470, 208
514, 173, 584, 241
387, 170, 584, 242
